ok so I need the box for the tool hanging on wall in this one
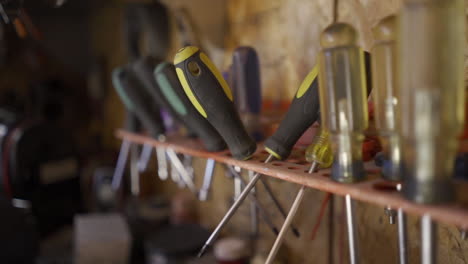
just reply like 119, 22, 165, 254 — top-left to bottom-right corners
174, 46, 329, 257
132, 56, 192, 181
318, 22, 369, 264
173, 47, 294, 242
371, 14, 408, 264
155, 56, 277, 237
111, 67, 168, 194
265, 128, 333, 264
112, 66, 200, 194
229, 46, 263, 239
263, 41, 372, 262
399, 0, 465, 263
154, 62, 227, 201
113, 1, 186, 191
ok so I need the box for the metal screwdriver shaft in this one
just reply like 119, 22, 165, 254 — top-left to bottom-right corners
318, 22, 369, 264
197, 154, 274, 257
265, 162, 318, 264
226, 165, 280, 236
345, 194, 358, 264
421, 215, 436, 264
265, 128, 333, 263
258, 177, 301, 237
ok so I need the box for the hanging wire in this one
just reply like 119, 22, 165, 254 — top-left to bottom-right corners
333, 0, 339, 23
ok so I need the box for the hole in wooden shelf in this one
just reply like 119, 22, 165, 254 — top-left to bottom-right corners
271, 163, 282, 166
286, 159, 299, 163
287, 167, 300, 170
373, 181, 398, 192
321, 173, 330, 177
296, 161, 309, 165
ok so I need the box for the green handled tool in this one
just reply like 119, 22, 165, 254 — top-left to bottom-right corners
154, 62, 226, 200
154, 62, 226, 152
111, 66, 165, 195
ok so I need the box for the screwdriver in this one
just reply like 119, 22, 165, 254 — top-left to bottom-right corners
112, 67, 195, 193
174, 46, 257, 160
230, 46, 262, 238
173, 47, 285, 241
162, 48, 278, 234
265, 128, 333, 264
371, 15, 408, 264
230, 46, 263, 141
111, 66, 165, 194
174, 47, 321, 257
318, 23, 369, 264
132, 56, 183, 180
399, 0, 465, 263
154, 62, 227, 200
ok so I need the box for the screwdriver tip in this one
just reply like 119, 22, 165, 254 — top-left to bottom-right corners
292, 227, 301, 238
197, 244, 209, 258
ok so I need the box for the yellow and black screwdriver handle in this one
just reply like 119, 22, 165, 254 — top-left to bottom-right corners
174, 46, 257, 160
264, 66, 321, 160
264, 50, 372, 161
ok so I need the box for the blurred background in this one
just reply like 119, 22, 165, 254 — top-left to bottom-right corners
0, 0, 466, 264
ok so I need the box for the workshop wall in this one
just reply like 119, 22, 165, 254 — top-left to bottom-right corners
90, 0, 468, 263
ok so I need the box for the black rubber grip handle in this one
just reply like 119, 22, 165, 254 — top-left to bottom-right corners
174, 46, 256, 160
132, 56, 183, 122
112, 67, 165, 138
154, 62, 227, 152
264, 51, 373, 160
264, 66, 321, 160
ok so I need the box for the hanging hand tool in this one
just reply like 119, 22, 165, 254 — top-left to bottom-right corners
265, 128, 333, 264
174, 46, 256, 160
174, 46, 321, 257
318, 23, 369, 264
229, 46, 263, 239
132, 56, 186, 179
225, 165, 279, 236
111, 66, 166, 194
230, 46, 263, 141
399, 0, 465, 263
371, 15, 408, 264
154, 62, 227, 200
113, 68, 195, 192
154, 62, 227, 152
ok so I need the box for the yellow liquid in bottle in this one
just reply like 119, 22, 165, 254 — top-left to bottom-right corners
371, 15, 402, 181
399, 0, 465, 204
318, 23, 369, 183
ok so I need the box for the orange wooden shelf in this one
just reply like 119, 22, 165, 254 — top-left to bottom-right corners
116, 129, 468, 229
